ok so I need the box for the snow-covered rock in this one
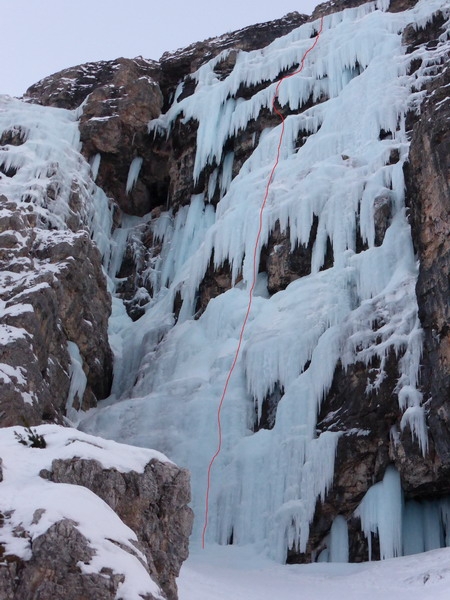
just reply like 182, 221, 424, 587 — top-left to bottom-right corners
0, 97, 113, 426
0, 425, 193, 600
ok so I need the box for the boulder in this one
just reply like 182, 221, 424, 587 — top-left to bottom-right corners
0, 426, 194, 600
41, 457, 193, 600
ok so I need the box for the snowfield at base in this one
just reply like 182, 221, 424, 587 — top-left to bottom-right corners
178, 544, 450, 600
0, 425, 167, 600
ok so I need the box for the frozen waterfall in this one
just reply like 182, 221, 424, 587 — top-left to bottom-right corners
78, 0, 450, 563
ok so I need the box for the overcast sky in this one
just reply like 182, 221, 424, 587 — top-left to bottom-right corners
2, 0, 322, 97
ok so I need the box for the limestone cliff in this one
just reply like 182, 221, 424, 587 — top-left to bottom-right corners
1, 0, 450, 578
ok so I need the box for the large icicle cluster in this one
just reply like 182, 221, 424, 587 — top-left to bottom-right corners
354, 465, 450, 560
81, 0, 450, 562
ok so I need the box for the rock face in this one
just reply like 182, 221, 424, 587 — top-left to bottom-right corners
311, 0, 419, 18
0, 102, 113, 426
404, 61, 450, 483
306, 355, 401, 562
0, 222, 112, 426
26, 58, 166, 217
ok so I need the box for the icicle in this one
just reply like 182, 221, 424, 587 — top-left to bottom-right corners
400, 406, 428, 455
89, 153, 101, 181
355, 466, 403, 560
376, 0, 391, 12
329, 516, 349, 562
219, 152, 234, 197
403, 498, 450, 555
66, 341, 87, 425
207, 167, 219, 201
126, 157, 143, 194
403, 500, 425, 556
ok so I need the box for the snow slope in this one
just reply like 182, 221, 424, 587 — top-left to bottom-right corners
178, 544, 450, 600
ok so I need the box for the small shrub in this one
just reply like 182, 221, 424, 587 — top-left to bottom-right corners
14, 425, 47, 449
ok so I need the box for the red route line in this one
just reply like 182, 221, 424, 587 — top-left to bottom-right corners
201, 16, 325, 549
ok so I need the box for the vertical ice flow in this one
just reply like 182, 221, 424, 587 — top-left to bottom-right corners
78, 0, 450, 560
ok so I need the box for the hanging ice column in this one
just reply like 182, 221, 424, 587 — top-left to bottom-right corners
81, 0, 450, 560
353, 466, 450, 561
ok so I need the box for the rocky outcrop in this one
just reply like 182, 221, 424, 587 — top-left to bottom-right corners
311, 0, 375, 19
0, 96, 114, 426
289, 355, 401, 562
311, 0, 419, 19
25, 57, 160, 111
26, 58, 166, 217
0, 519, 131, 600
41, 457, 193, 600
393, 9, 450, 494
77, 59, 165, 217
0, 197, 112, 427
0, 426, 193, 600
